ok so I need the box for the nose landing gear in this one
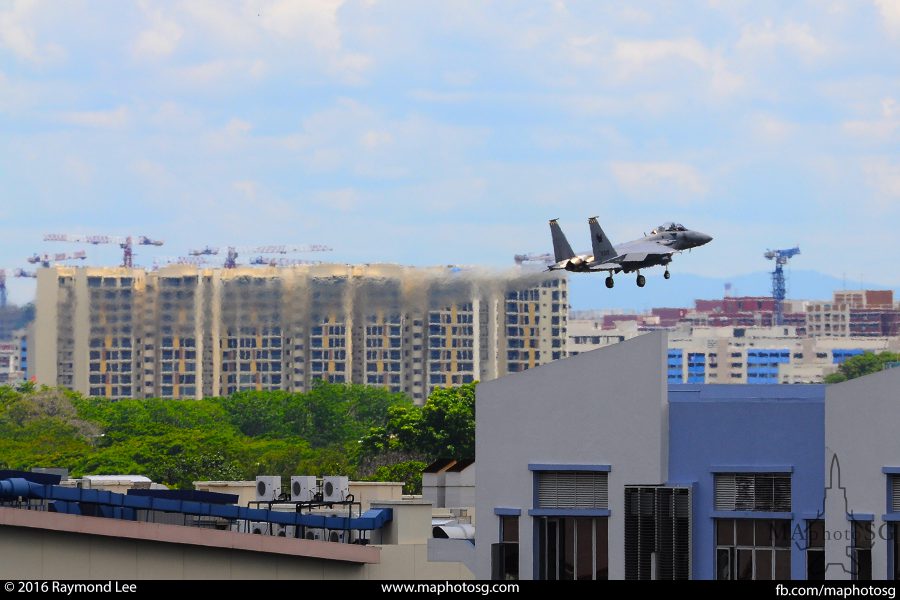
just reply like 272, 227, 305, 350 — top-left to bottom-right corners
605, 276, 615, 289
636, 273, 646, 287
664, 269, 671, 280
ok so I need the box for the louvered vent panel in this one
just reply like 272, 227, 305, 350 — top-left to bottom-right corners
773, 476, 792, 512
537, 471, 608, 509
714, 474, 736, 511
715, 473, 792, 512
892, 476, 900, 513
624, 486, 692, 580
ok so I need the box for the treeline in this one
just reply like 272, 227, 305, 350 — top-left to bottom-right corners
0, 381, 476, 493
824, 351, 900, 383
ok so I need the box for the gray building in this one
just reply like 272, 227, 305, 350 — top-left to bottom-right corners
475, 332, 668, 579
824, 366, 900, 580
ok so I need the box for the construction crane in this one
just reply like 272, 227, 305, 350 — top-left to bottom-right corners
44, 234, 163, 267
153, 256, 208, 268
27, 250, 88, 268
514, 252, 554, 266
187, 244, 333, 269
0, 269, 36, 309
764, 246, 801, 326
249, 256, 321, 267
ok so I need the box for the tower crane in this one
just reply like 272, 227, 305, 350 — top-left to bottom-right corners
43, 233, 163, 267
249, 256, 321, 267
27, 250, 87, 268
187, 244, 333, 269
764, 246, 801, 326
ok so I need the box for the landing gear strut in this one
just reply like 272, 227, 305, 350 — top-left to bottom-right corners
664, 269, 671, 280
605, 276, 614, 289
636, 273, 646, 287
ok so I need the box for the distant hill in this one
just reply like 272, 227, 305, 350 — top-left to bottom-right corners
567, 270, 900, 312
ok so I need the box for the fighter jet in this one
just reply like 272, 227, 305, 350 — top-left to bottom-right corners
548, 217, 712, 288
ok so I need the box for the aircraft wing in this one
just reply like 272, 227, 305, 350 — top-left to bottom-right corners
613, 240, 677, 260
587, 240, 675, 271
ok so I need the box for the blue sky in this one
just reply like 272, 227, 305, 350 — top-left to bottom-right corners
2, 1, 899, 304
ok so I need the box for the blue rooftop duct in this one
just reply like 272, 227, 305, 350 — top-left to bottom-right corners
0, 478, 393, 534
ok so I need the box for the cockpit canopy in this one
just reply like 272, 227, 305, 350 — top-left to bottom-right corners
651, 222, 687, 235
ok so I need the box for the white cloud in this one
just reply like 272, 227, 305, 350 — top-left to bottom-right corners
360, 129, 393, 149
225, 118, 252, 136
181, 1, 256, 45
610, 161, 709, 201
750, 113, 795, 141
842, 97, 900, 141
0, 0, 65, 63
170, 59, 267, 86
132, 2, 183, 60
205, 117, 254, 152
611, 37, 743, 96
179, 0, 370, 83
862, 158, 900, 206
614, 38, 711, 71
257, 0, 343, 49
60, 106, 130, 129
873, 0, 900, 36
736, 20, 827, 60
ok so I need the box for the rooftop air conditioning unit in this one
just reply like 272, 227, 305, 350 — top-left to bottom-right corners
291, 475, 317, 502
256, 475, 282, 502
327, 529, 348, 543
277, 525, 295, 538
323, 476, 349, 503
250, 521, 273, 535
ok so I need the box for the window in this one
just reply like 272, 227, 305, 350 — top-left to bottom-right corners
892, 475, 900, 513
716, 519, 791, 580
537, 517, 607, 580
806, 520, 824, 580
852, 521, 873, 580
714, 473, 791, 512
537, 472, 608, 509
492, 516, 519, 580
534, 469, 609, 580
624, 486, 691, 580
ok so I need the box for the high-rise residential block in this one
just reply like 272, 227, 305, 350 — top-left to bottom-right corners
34, 264, 567, 403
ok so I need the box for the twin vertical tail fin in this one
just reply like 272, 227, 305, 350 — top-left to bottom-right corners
588, 217, 617, 262
549, 219, 575, 262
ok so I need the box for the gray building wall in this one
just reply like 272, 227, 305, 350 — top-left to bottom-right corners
475, 331, 668, 580
444, 464, 475, 508
824, 367, 900, 580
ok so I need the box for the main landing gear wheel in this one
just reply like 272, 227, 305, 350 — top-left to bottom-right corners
636, 274, 646, 287
664, 270, 671, 280
605, 276, 614, 289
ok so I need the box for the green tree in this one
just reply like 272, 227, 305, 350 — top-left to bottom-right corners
824, 351, 900, 383
0, 382, 422, 489
359, 382, 477, 462
419, 384, 476, 459
368, 460, 428, 495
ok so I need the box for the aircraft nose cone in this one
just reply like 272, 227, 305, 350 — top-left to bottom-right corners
697, 232, 713, 245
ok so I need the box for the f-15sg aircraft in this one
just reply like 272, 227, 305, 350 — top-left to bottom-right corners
548, 218, 712, 288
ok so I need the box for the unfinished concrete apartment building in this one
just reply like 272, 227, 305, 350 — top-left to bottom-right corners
34, 264, 567, 403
